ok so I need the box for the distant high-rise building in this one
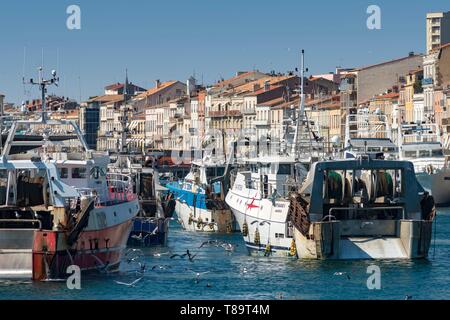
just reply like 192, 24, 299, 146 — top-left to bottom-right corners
426, 11, 450, 54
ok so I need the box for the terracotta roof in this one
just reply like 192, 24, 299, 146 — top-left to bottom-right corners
213, 71, 256, 88
88, 94, 124, 104
225, 75, 296, 96
135, 81, 179, 100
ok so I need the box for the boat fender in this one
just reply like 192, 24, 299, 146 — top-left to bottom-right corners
289, 239, 297, 257
264, 243, 271, 257
242, 221, 249, 237
197, 217, 203, 230
254, 228, 260, 245
226, 222, 232, 234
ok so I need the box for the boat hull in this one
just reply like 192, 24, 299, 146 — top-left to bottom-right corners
127, 217, 169, 246
175, 201, 236, 233
225, 189, 295, 257
0, 199, 139, 280
416, 169, 450, 206
293, 219, 434, 260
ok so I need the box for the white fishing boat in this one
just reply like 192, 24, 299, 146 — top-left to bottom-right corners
225, 50, 324, 257
226, 156, 307, 257
398, 122, 450, 206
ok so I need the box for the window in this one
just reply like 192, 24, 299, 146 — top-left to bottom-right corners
59, 168, 69, 179
72, 168, 87, 179
275, 233, 285, 239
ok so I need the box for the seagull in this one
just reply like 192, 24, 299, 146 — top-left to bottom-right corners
151, 265, 172, 271
188, 270, 210, 284
170, 250, 197, 262
153, 252, 170, 257
114, 277, 143, 287
221, 243, 237, 252
334, 272, 351, 280
199, 240, 220, 248
170, 253, 188, 259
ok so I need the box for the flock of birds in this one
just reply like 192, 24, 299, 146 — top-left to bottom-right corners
113, 240, 238, 288
112, 243, 414, 300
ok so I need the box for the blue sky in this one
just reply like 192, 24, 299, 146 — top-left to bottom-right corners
0, 0, 449, 104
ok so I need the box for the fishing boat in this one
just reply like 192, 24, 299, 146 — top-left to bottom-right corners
398, 122, 450, 206
343, 108, 398, 159
225, 50, 325, 257
107, 73, 175, 246
0, 69, 139, 280
289, 155, 436, 259
166, 154, 237, 233
226, 156, 308, 257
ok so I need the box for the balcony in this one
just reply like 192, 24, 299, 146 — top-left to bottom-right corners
208, 110, 242, 118
254, 119, 270, 126
242, 108, 256, 115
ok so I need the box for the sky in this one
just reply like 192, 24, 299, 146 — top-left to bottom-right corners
0, 0, 449, 104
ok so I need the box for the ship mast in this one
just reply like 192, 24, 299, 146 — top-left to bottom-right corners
24, 67, 59, 124
120, 69, 129, 154
292, 49, 312, 160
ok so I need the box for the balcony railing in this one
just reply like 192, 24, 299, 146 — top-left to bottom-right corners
208, 110, 242, 118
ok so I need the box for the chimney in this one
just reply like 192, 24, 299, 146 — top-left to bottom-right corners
253, 83, 261, 92
264, 80, 270, 91
155, 79, 161, 89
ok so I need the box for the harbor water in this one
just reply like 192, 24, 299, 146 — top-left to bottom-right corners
1, 209, 449, 300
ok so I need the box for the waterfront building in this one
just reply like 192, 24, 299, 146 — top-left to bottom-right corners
128, 112, 146, 153
426, 11, 450, 54
79, 101, 100, 150
134, 80, 186, 112
403, 69, 424, 123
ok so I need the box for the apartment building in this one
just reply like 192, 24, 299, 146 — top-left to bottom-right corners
426, 12, 450, 54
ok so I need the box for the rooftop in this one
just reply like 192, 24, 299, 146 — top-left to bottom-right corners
135, 81, 180, 100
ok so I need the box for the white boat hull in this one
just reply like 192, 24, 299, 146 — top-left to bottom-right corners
226, 191, 295, 257
416, 169, 450, 206
175, 201, 235, 233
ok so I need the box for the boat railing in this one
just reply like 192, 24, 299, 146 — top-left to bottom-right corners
0, 219, 42, 229
106, 173, 137, 203
328, 206, 405, 220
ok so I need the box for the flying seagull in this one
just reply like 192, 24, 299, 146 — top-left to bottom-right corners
114, 277, 144, 287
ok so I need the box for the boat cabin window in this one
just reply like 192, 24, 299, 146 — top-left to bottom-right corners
59, 168, 69, 179
404, 151, 416, 158
277, 164, 291, 175
206, 167, 225, 179
0, 170, 8, 205
432, 149, 443, 157
419, 150, 430, 158
72, 168, 87, 179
